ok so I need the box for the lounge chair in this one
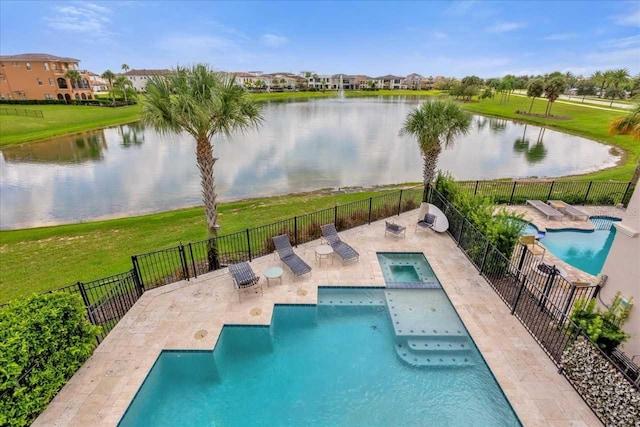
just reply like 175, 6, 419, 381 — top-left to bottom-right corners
519, 235, 545, 261
385, 221, 406, 238
415, 213, 436, 233
228, 262, 262, 302
320, 224, 359, 263
526, 200, 563, 220
547, 200, 588, 220
272, 234, 312, 277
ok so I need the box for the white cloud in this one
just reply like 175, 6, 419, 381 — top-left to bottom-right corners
432, 31, 448, 40
485, 22, 526, 33
600, 34, 640, 49
542, 33, 577, 41
612, 9, 640, 26
44, 2, 112, 39
261, 34, 288, 47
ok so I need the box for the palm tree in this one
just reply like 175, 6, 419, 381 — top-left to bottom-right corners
526, 79, 544, 113
591, 71, 606, 98
609, 105, 640, 184
101, 70, 116, 102
604, 87, 626, 107
610, 68, 630, 89
121, 63, 130, 73
142, 64, 262, 241
64, 69, 82, 100
399, 100, 471, 188
543, 77, 567, 115
112, 76, 132, 103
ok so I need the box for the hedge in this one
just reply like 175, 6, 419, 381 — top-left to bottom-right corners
0, 293, 100, 426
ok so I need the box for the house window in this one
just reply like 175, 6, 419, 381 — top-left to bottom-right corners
45, 94, 52, 100
0, 94, 5, 100
37, 78, 43, 85
26, 62, 31, 70
44, 62, 49, 71
53, 63, 58, 70
57, 78, 68, 89
74, 93, 80, 100
49, 78, 54, 85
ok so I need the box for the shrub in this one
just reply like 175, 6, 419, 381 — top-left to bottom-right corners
0, 293, 100, 426
569, 292, 633, 353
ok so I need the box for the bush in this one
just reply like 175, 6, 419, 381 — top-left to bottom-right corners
0, 293, 100, 426
569, 292, 633, 353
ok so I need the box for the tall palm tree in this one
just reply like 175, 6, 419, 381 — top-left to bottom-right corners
101, 70, 116, 102
112, 76, 132, 103
591, 71, 606, 98
64, 69, 81, 100
142, 64, 262, 240
609, 105, 640, 184
526, 79, 544, 113
121, 63, 130, 73
543, 77, 567, 115
610, 68, 630, 89
399, 100, 471, 188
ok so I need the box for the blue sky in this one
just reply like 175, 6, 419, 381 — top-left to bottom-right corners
1, 1, 638, 77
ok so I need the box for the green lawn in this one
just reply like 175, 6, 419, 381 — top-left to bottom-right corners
454, 96, 637, 181
0, 104, 142, 146
0, 185, 421, 303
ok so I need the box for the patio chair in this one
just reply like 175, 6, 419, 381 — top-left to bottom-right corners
228, 262, 262, 302
415, 213, 436, 234
519, 235, 545, 261
385, 221, 406, 238
272, 234, 312, 277
320, 223, 359, 263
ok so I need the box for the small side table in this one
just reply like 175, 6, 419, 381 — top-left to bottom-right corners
315, 245, 334, 266
264, 266, 283, 287
548, 201, 565, 212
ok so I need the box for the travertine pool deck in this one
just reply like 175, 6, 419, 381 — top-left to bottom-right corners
35, 211, 601, 426
505, 205, 624, 284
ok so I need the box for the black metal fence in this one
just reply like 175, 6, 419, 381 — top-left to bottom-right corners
456, 180, 634, 207
426, 186, 639, 395
0, 107, 44, 118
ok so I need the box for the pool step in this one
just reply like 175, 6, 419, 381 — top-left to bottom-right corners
385, 281, 441, 289
317, 289, 386, 306
406, 337, 473, 353
395, 342, 474, 367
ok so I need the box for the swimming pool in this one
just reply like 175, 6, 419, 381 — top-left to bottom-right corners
540, 216, 620, 276
119, 256, 520, 426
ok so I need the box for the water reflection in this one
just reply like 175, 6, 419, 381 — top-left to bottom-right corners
513, 125, 547, 164
2, 130, 108, 164
0, 97, 619, 229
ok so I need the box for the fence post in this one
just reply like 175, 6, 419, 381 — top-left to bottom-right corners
368, 197, 373, 224
131, 265, 145, 297
621, 181, 632, 206
561, 284, 577, 321
511, 274, 527, 315
540, 267, 557, 308
479, 241, 491, 275
397, 189, 403, 216
582, 181, 593, 205
246, 229, 252, 261
456, 220, 465, 245
294, 216, 298, 247
474, 180, 479, 196
546, 181, 555, 201
131, 255, 145, 291
77, 281, 97, 325
509, 181, 517, 204
334, 205, 338, 225
516, 244, 528, 281
188, 243, 197, 279
178, 243, 189, 280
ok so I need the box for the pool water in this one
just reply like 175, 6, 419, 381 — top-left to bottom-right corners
120, 289, 520, 426
541, 217, 619, 276
377, 252, 439, 287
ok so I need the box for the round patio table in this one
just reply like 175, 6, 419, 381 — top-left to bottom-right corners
264, 266, 283, 287
314, 245, 334, 266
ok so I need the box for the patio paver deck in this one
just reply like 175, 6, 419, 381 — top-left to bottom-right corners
34, 210, 602, 426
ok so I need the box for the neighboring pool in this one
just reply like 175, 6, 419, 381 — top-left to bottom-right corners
541, 216, 620, 276
119, 255, 521, 426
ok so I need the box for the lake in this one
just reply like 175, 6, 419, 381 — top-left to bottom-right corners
0, 97, 619, 229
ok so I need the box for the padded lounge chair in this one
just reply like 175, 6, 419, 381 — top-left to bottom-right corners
416, 213, 436, 233
320, 223, 359, 263
385, 221, 406, 238
228, 262, 262, 302
526, 200, 563, 220
272, 234, 312, 277
547, 200, 588, 220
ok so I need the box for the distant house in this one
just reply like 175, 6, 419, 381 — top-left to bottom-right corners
121, 69, 171, 92
0, 53, 94, 101
403, 73, 433, 90
87, 72, 109, 93
375, 75, 406, 90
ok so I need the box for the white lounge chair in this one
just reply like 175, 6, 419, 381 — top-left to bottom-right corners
526, 200, 563, 220
547, 200, 588, 220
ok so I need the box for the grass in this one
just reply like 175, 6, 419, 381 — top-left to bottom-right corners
0, 103, 142, 146
0, 185, 420, 303
454, 96, 637, 181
